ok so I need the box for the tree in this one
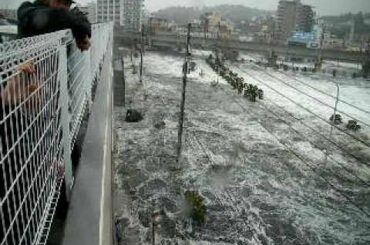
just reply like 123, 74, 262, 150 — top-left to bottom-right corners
347, 120, 361, 131
185, 191, 207, 225
329, 114, 343, 125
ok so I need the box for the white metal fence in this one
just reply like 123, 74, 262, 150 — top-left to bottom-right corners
0, 23, 113, 245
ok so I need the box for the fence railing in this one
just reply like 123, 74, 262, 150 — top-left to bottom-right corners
0, 22, 113, 245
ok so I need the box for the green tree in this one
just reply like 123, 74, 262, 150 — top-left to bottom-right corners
185, 191, 207, 224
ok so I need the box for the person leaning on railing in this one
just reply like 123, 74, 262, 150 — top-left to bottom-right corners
17, 0, 91, 51
0, 62, 38, 196
0, 62, 41, 245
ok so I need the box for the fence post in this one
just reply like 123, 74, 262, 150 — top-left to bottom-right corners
85, 51, 93, 111
59, 38, 74, 201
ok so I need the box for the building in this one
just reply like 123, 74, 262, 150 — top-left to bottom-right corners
323, 32, 346, 50
0, 9, 17, 21
288, 26, 322, 49
254, 24, 273, 43
86, 2, 97, 24
276, 0, 314, 42
276, 0, 298, 42
97, 0, 121, 25
77, 2, 97, 24
96, 0, 144, 28
200, 12, 234, 39
297, 4, 314, 32
123, 0, 144, 32
149, 17, 172, 33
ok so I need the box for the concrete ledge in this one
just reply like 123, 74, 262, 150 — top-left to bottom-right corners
62, 53, 113, 245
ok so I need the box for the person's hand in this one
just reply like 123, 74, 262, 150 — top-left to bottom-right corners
19, 62, 36, 74
77, 36, 91, 51
1, 62, 37, 106
25, 82, 44, 113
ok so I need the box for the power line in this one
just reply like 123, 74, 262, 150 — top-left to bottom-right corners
186, 132, 262, 244
219, 85, 370, 187
235, 66, 370, 149
249, 65, 370, 129
215, 85, 370, 219
209, 55, 370, 168
183, 69, 370, 241
240, 52, 370, 112
188, 80, 370, 229
274, 70, 370, 115
182, 132, 260, 243
231, 68, 370, 168
202, 56, 370, 216
265, 92, 370, 172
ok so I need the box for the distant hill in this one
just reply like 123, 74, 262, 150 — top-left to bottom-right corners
321, 12, 370, 38
153, 7, 202, 25
152, 5, 272, 25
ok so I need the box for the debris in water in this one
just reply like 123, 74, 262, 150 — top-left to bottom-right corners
125, 109, 143, 123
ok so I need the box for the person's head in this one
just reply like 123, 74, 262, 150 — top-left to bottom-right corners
36, 0, 74, 10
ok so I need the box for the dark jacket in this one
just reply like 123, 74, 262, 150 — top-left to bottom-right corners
17, 1, 91, 40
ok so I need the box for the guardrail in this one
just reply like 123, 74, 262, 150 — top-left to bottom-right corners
0, 22, 113, 245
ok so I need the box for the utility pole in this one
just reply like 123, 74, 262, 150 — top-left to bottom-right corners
121, 57, 126, 107
324, 81, 340, 165
317, 24, 325, 69
269, 20, 274, 56
364, 37, 370, 78
148, 17, 153, 48
217, 21, 221, 41
151, 210, 161, 245
176, 23, 191, 162
204, 18, 208, 40
151, 216, 155, 245
140, 24, 145, 83
269, 20, 276, 67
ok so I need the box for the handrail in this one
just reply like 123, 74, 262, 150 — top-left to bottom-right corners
0, 22, 113, 245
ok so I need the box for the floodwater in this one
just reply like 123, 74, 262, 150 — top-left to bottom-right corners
113, 50, 370, 245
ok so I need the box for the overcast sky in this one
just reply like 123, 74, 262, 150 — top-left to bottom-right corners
1, 0, 370, 16
146, 0, 370, 16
